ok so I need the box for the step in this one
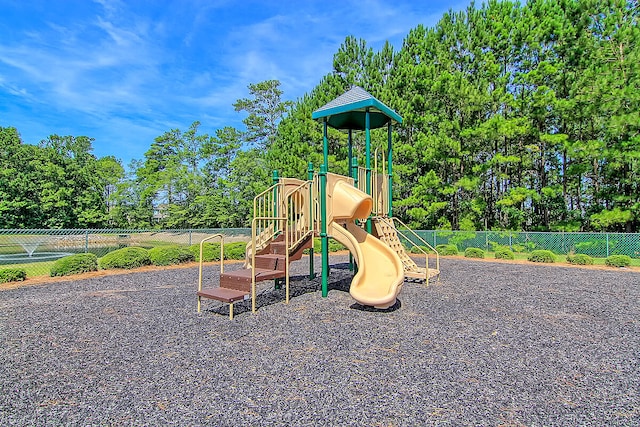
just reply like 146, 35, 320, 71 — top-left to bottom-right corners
220, 268, 287, 292
254, 253, 286, 270
270, 241, 287, 255
197, 287, 250, 303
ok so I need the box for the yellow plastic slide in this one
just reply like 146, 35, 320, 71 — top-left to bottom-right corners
329, 179, 404, 308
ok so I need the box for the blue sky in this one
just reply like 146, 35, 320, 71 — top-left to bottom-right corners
0, 0, 465, 166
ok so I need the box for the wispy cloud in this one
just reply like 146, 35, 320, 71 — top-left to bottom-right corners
0, 0, 462, 164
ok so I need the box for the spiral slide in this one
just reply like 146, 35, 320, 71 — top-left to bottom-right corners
328, 179, 404, 308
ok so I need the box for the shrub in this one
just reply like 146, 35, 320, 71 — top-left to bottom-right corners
190, 242, 222, 262
0, 268, 27, 283
528, 250, 556, 263
464, 247, 485, 258
409, 245, 431, 254
99, 247, 151, 269
494, 247, 515, 260
50, 253, 98, 277
224, 242, 248, 260
149, 246, 194, 266
329, 239, 346, 252
605, 254, 632, 268
566, 253, 594, 265
305, 238, 347, 254
435, 244, 458, 256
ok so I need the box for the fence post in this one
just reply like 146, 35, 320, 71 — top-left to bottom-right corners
606, 233, 610, 257
189, 229, 192, 246
433, 230, 437, 248
84, 230, 89, 253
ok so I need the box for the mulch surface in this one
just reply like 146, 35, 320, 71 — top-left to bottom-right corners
1, 255, 638, 426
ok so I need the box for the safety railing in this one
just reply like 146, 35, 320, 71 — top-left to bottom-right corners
285, 179, 317, 250
386, 217, 440, 280
251, 183, 282, 257
250, 178, 318, 312
197, 234, 224, 312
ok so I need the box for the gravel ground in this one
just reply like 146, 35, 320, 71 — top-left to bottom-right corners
1, 255, 639, 426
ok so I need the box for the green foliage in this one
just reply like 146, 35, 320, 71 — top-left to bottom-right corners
605, 255, 632, 268
50, 253, 98, 277
0, 268, 27, 283
329, 239, 346, 253
99, 247, 152, 270
148, 246, 194, 266
566, 254, 594, 266
305, 238, 347, 254
435, 244, 458, 256
190, 242, 222, 262
494, 248, 515, 260
0, 128, 121, 228
464, 247, 485, 259
528, 250, 557, 263
409, 245, 431, 254
3, 1, 640, 233
224, 242, 248, 260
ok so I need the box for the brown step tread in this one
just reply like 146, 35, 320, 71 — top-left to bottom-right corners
197, 287, 249, 303
221, 268, 286, 281
254, 253, 286, 270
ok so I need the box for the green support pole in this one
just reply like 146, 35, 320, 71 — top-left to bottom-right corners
320, 164, 328, 297
307, 162, 315, 280
349, 157, 359, 272
321, 119, 329, 297
348, 127, 355, 271
387, 123, 393, 218
352, 157, 358, 185
365, 109, 372, 233
347, 129, 353, 177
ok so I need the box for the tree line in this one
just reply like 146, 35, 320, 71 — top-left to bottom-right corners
1, 0, 638, 232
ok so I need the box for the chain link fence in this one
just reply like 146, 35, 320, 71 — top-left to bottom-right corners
0, 229, 251, 278
403, 230, 640, 259
1, 228, 639, 278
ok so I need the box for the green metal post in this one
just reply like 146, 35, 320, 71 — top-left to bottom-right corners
320, 164, 329, 297
352, 157, 358, 185
347, 129, 352, 177
321, 119, 329, 297
349, 157, 359, 272
365, 109, 372, 233
307, 162, 315, 280
387, 123, 393, 218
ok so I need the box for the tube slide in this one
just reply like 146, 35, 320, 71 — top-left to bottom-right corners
329, 180, 404, 308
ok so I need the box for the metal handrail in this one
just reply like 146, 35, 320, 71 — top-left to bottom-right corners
379, 217, 440, 281
197, 233, 224, 312
251, 215, 286, 313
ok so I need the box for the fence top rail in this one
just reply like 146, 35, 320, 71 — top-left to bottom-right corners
1, 228, 639, 238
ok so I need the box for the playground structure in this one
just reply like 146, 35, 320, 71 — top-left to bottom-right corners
197, 87, 440, 318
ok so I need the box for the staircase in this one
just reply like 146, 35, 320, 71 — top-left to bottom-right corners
198, 177, 317, 318
197, 233, 313, 318
372, 217, 440, 282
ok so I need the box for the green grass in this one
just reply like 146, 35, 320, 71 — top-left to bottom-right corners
0, 260, 56, 278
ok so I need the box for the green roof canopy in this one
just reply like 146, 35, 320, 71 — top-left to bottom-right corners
311, 86, 402, 130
